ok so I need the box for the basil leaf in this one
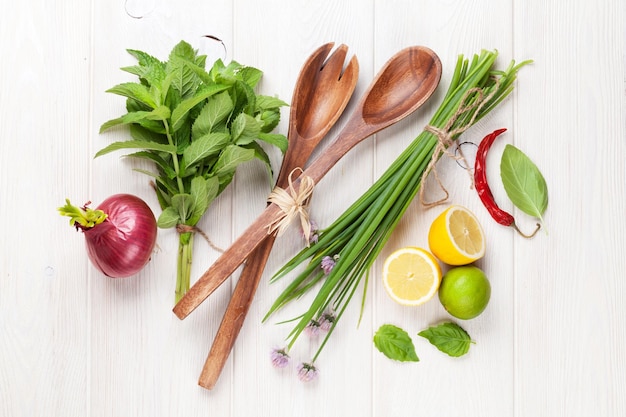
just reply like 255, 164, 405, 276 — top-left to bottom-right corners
373, 324, 419, 362
418, 322, 473, 357
500, 145, 548, 223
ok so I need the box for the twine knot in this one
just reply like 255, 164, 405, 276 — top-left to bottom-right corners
266, 168, 315, 245
176, 224, 224, 253
419, 81, 499, 208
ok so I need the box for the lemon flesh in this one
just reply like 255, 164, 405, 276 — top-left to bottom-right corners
428, 205, 486, 265
382, 247, 442, 306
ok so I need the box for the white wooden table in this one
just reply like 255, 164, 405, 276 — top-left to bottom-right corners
1, 1, 624, 416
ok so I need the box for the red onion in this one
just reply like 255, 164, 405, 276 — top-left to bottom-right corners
59, 194, 158, 278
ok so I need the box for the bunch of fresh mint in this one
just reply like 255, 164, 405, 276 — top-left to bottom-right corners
97, 40, 288, 302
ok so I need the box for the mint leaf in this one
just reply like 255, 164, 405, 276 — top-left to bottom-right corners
418, 322, 474, 357
255, 95, 289, 110
258, 133, 288, 154
500, 145, 548, 224
124, 49, 166, 86
106, 82, 157, 109
231, 113, 261, 145
191, 91, 233, 139
125, 151, 177, 179
213, 145, 255, 177
238, 66, 263, 88
166, 42, 201, 98
171, 193, 193, 223
170, 84, 230, 132
94, 140, 176, 158
157, 207, 180, 229
180, 132, 230, 174
373, 324, 419, 362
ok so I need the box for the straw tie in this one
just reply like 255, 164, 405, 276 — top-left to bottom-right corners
266, 168, 315, 245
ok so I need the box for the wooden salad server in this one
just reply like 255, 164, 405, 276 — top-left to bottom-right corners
173, 45, 442, 321
198, 42, 359, 389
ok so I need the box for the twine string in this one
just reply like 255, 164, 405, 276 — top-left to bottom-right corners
419, 81, 499, 208
176, 224, 224, 253
266, 168, 315, 244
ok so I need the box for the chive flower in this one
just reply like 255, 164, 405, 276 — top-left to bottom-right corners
318, 310, 336, 332
270, 348, 290, 369
304, 319, 322, 338
320, 255, 337, 275
296, 362, 319, 382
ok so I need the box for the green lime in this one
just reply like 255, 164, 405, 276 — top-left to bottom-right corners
438, 265, 491, 319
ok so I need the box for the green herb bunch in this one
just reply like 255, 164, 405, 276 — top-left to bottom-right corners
264, 50, 530, 366
98, 41, 288, 302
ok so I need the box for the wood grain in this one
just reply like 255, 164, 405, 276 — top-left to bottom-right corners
0, 0, 624, 416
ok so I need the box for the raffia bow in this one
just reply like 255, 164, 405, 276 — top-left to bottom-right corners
266, 168, 315, 244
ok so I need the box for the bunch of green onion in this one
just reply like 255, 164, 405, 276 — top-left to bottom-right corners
263, 50, 531, 364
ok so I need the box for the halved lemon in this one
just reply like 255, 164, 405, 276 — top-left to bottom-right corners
382, 247, 442, 306
428, 205, 486, 265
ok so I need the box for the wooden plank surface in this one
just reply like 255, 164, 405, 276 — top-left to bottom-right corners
0, 1, 624, 416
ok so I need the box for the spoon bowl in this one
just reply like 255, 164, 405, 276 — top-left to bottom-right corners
173, 45, 442, 321
362, 47, 442, 124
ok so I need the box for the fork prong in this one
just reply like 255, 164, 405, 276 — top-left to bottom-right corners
321, 43, 350, 79
341, 54, 359, 82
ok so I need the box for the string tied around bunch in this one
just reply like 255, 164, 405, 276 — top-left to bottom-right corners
419, 80, 499, 208
266, 168, 315, 245
176, 224, 224, 253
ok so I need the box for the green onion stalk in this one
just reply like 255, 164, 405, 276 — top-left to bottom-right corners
263, 50, 531, 364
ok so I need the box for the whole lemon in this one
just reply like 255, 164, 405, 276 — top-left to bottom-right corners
438, 265, 491, 319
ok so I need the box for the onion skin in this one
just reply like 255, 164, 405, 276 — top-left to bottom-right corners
84, 194, 158, 278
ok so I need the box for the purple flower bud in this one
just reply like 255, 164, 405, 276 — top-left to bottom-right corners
270, 348, 290, 369
321, 255, 336, 275
318, 311, 336, 332
297, 362, 319, 382
304, 319, 321, 338
302, 219, 319, 244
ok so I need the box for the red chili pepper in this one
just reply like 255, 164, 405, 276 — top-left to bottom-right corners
474, 128, 540, 238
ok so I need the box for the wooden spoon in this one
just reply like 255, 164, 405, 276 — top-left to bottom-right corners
173, 45, 442, 320
198, 42, 359, 390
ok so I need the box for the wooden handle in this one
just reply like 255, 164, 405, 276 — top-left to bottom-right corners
172, 204, 281, 319
197, 234, 277, 389
173, 121, 372, 320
